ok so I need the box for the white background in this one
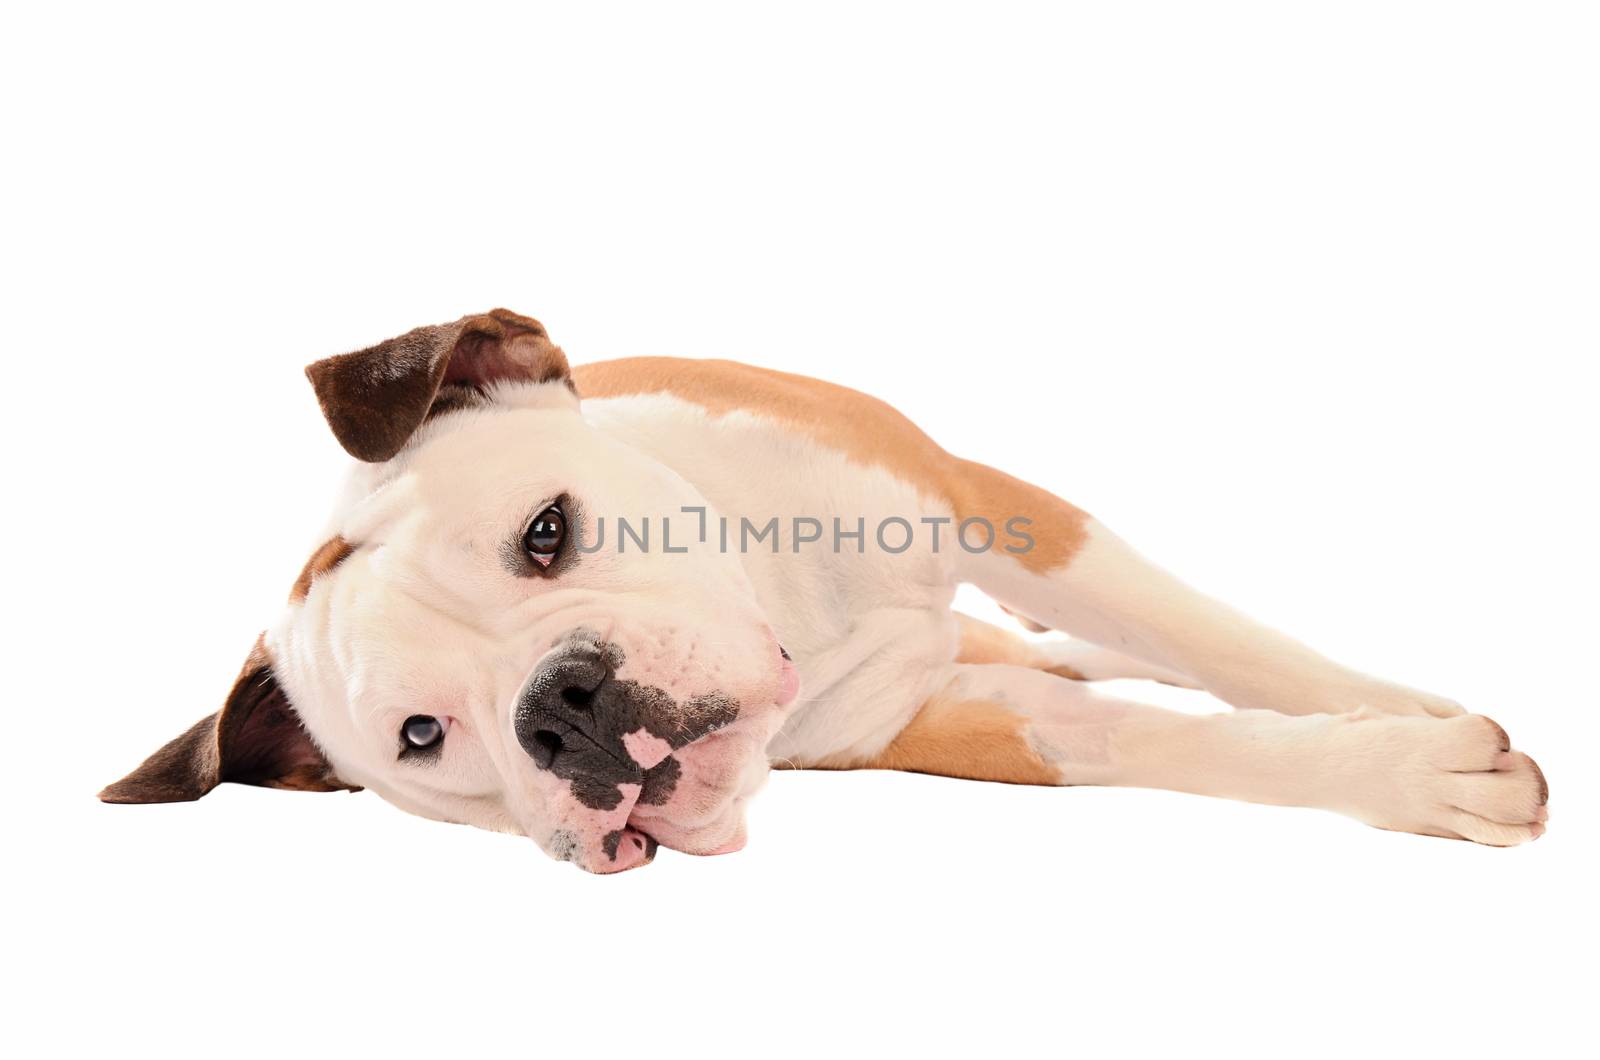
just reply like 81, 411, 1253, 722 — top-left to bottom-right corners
5, 3, 1595, 1056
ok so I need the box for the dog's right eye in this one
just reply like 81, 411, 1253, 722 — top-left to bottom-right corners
523, 504, 567, 567
401, 715, 446, 752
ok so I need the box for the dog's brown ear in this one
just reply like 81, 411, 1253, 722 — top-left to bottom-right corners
304, 308, 572, 462
99, 636, 354, 804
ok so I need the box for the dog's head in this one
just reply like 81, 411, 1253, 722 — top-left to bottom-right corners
101, 309, 799, 873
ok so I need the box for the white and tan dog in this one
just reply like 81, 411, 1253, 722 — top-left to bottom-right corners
102, 309, 1549, 872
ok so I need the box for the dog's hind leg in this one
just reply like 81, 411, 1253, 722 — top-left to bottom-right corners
955, 613, 1199, 687
945, 459, 1463, 718
850, 663, 1547, 846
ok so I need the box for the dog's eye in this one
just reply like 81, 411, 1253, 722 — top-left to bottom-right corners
402, 715, 446, 751
523, 505, 566, 566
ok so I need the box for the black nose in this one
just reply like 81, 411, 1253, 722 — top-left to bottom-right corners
515, 646, 614, 770
512, 632, 743, 813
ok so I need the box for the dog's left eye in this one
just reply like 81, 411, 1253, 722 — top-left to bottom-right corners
523, 505, 567, 566
401, 715, 446, 751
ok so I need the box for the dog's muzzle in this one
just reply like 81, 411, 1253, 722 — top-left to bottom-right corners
513, 637, 741, 814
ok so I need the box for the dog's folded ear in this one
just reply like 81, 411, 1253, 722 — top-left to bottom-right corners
305, 307, 573, 462
99, 637, 355, 804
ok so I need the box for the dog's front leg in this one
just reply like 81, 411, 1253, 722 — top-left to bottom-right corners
857, 664, 1547, 846
965, 510, 1464, 718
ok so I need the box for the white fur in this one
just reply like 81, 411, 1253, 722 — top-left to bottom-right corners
269, 379, 1544, 870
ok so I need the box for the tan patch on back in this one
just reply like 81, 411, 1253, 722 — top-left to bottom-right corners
856, 692, 1062, 786
574, 358, 1090, 572
289, 535, 355, 603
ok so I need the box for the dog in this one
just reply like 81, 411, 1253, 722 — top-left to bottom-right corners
102, 308, 1550, 872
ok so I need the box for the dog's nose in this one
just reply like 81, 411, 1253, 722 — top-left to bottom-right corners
515, 645, 616, 771
513, 635, 742, 812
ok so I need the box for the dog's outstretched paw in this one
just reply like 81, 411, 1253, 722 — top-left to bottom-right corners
1345, 713, 1548, 846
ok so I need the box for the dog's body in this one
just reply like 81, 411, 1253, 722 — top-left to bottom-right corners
103, 310, 1548, 871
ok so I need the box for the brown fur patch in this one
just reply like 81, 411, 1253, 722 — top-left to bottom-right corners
289, 535, 355, 603
954, 614, 1086, 681
307, 308, 571, 462
573, 358, 1091, 573
857, 693, 1062, 785
99, 636, 355, 804
955, 613, 1038, 667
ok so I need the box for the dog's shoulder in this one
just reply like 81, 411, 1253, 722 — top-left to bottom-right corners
573, 356, 955, 485
575, 357, 904, 425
